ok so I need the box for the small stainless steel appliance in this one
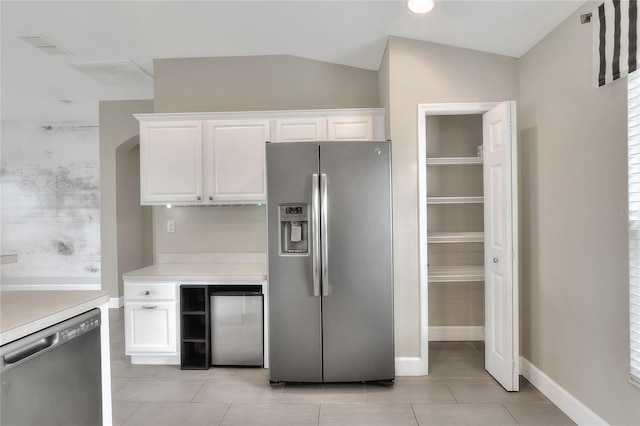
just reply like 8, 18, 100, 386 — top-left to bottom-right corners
210, 287, 263, 366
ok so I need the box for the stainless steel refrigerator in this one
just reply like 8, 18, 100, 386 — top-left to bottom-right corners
266, 141, 394, 384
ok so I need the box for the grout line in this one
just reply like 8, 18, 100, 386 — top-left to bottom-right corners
119, 401, 144, 426
410, 403, 420, 425
316, 403, 321, 426
502, 402, 522, 425
444, 382, 460, 404
218, 403, 232, 426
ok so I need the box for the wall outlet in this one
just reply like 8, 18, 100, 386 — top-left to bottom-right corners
166, 220, 175, 233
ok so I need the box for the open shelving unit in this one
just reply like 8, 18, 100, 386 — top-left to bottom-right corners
426, 156, 485, 284
180, 285, 209, 370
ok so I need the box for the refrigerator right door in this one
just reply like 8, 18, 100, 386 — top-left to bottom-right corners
319, 141, 395, 382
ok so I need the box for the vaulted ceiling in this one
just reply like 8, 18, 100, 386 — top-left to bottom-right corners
1, 1, 586, 122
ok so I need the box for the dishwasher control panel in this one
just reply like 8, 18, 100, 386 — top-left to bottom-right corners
60, 315, 101, 343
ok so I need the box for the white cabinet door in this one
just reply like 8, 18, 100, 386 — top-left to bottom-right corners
140, 121, 203, 204
483, 101, 519, 391
205, 120, 270, 202
274, 117, 326, 142
327, 116, 374, 141
125, 301, 177, 354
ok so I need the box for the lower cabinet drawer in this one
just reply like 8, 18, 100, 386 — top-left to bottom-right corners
125, 282, 176, 301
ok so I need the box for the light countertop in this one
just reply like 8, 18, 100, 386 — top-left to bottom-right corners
0, 290, 110, 346
123, 263, 267, 283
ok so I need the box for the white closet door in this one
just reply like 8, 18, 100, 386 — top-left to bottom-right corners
483, 101, 519, 391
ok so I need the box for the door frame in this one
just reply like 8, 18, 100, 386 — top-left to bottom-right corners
417, 102, 501, 375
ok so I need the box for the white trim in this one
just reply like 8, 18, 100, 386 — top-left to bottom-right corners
99, 302, 113, 426
395, 357, 425, 376
109, 296, 124, 309
134, 108, 385, 123
417, 102, 500, 378
429, 326, 484, 341
520, 357, 609, 426
0, 284, 101, 291
130, 354, 180, 365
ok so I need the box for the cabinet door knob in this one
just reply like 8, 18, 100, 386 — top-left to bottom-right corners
493, 257, 499, 263
196, 196, 201, 201
145, 290, 150, 295
209, 196, 213, 201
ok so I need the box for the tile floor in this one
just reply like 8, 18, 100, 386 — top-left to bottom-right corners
109, 309, 575, 425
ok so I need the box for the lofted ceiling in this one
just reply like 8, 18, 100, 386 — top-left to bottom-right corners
1, 0, 586, 122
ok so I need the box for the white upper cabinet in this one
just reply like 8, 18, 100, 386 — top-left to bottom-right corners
274, 117, 326, 142
135, 109, 385, 205
139, 120, 203, 204
327, 116, 374, 141
205, 120, 270, 202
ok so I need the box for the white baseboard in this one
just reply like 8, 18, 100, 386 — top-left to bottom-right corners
395, 356, 427, 376
429, 326, 484, 341
520, 357, 608, 426
109, 296, 124, 308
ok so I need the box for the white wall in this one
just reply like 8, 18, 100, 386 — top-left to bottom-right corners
518, 2, 640, 424
1, 120, 101, 288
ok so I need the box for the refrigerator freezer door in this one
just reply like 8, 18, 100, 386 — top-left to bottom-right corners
266, 142, 323, 383
319, 141, 394, 382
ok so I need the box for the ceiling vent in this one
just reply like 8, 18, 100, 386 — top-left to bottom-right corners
18, 35, 72, 55
67, 61, 153, 87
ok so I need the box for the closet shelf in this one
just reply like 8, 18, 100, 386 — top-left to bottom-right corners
428, 232, 484, 243
428, 266, 485, 282
426, 157, 482, 166
427, 196, 484, 205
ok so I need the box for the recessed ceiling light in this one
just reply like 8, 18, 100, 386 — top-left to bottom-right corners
408, 0, 435, 14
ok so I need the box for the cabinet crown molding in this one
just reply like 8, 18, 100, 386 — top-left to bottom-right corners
134, 108, 385, 122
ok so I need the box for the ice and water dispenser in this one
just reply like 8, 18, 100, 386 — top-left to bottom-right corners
279, 204, 309, 255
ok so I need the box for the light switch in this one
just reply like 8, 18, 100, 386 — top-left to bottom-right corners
167, 220, 175, 233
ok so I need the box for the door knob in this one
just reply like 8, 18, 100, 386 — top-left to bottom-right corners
493, 257, 499, 263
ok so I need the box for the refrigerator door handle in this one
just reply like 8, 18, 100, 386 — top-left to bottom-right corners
312, 174, 321, 297
320, 173, 330, 296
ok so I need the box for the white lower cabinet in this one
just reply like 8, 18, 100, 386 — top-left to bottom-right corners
124, 282, 179, 364
125, 301, 177, 354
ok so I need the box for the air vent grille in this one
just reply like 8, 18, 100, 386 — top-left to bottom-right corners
68, 61, 153, 87
18, 35, 72, 55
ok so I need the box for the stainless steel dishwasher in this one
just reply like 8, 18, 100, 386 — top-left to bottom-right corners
1, 309, 102, 426
210, 287, 263, 366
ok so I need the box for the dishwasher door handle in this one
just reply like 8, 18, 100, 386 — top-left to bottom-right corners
3, 334, 58, 365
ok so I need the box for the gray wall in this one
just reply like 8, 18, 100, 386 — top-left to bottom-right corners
518, 2, 640, 424
383, 36, 519, 356
154, 55, 379, 113
99, 100, 154, 299
151, 55, 381, 257
116, 143, 153, 295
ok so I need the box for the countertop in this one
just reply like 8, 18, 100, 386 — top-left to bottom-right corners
0, 290, 110, 346
123, 263, 267, 283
